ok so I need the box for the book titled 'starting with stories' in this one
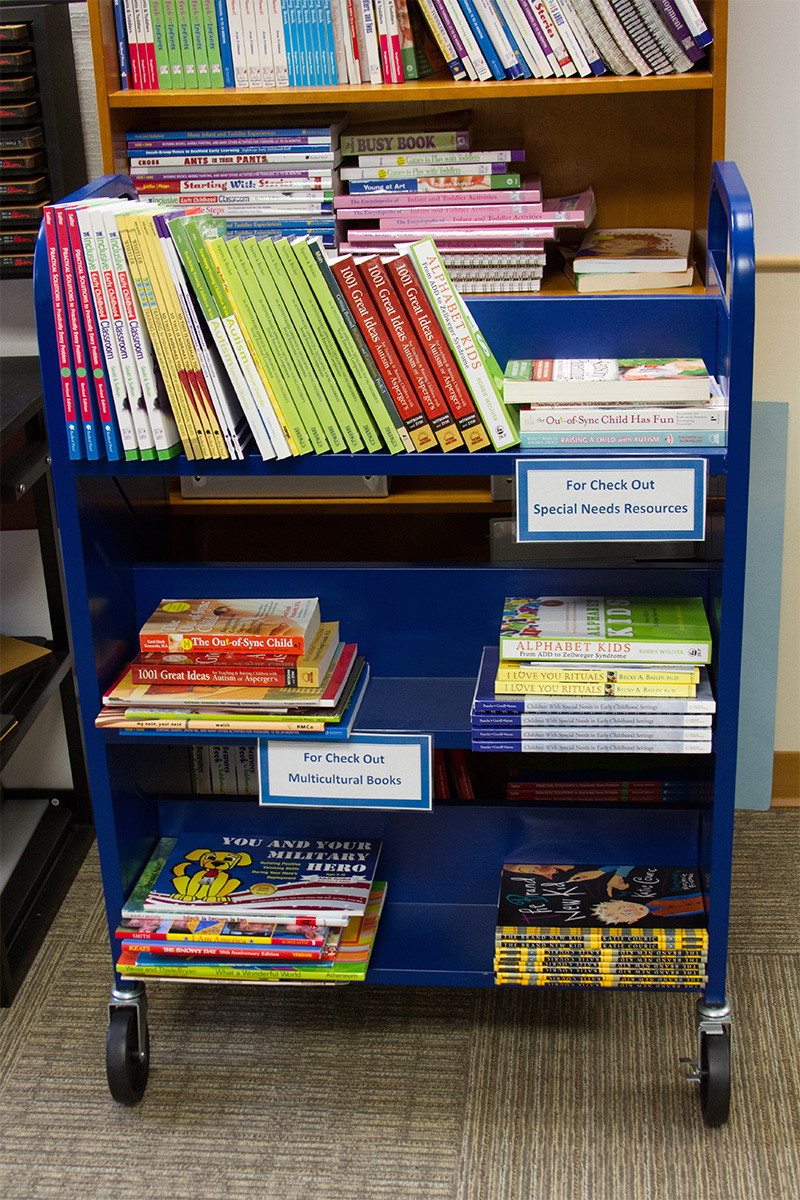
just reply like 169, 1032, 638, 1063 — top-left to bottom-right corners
131, 833, 382, 924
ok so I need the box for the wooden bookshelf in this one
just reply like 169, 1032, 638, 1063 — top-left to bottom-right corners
86, 0, 727, 254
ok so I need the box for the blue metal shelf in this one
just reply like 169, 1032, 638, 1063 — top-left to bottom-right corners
35, 164, 755, 1016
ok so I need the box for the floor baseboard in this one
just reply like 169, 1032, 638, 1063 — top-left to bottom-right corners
772, 751, 800, 806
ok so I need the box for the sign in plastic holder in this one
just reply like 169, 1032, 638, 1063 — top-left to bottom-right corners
258, 733, 433, 811
515, 457, 707, 542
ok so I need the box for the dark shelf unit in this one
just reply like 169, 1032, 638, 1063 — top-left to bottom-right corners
0, 353, 94, 1006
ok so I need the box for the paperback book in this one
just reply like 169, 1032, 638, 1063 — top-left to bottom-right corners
138, 597, 321, 654
503, 358, 713, 404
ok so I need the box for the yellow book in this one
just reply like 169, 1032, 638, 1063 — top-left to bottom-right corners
493, 678, 697, 697
132, 212, 225, 459
115, 213, 197, 460
495, 662, 701, 684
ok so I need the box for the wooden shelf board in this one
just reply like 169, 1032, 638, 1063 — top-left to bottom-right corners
105, 73, 716, 108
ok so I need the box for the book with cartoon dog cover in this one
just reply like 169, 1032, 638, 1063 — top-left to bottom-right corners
139, 833, 382, 924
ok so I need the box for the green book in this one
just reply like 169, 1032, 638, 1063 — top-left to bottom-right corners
295, 237, 409, 454
275, 238, 379, 453
257, 237, 350, 453
235, 238, 329, 455
167, 217, 275, 460
149, 0, 172, 88
188, 0, 210, 85
162, 0, 185, 87
181, 219, 292, 458
498, 597, 713, 664
175, 0, 198, 87
210, 236, 312, 456
201, 0, 224, 88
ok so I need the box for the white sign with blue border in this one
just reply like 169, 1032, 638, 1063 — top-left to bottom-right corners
515, 457, 707, 542
259, 733, 433, 811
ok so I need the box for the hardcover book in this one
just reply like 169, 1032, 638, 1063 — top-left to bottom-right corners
498, 597, 712, 663
138, 597, 321, 654
138, 832, 382, 922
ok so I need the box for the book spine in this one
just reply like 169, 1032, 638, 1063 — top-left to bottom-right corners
150, 0, 172, 85
214, 0, 236, 83
421, 0, 472, 79
378, 202, 545, 226
568, 0, 632, 71
207, 235, 305, 454
631, 0, 692, 71
384, 0, 405, 79
77, 210, 140, 460
530, 0, 576, 74
266, 0, 290, 83
346, 173, 521, 194
115, 214, 197, 458
591, 0, 652, 73
226, 0, 250, 83
123, 0, 142, 88
386, 253, 490, 451
393, 0, 417, 76
611, 0, 673, 74
257, 237, 348, 451
113, 0, 133, 88
294, 237, 408, 453
276, 238, 373, 451
102, 210, 171, 459
167, 216, 271, 458
140, 0, 161, 85
473, 738, 711, 753
42, 206, 84, 459
451, 0, 504, 78
518, 430, 727, 448
54, 206, 103, 460
493, 0, 544, 75
185, 220, 292, 457
373, 0, 393, 78
332, 0, 357, 81
477, 710, 710, 727
550, 0, 603, 71
65, 208, 122, 460
236, 238, 330, 453
673, 0, 710, 45
332, 255, 438, 452
175, 0, 198, 86
359, 255, 462, 451
473, 0, 524, 77
403, 237, 520, 450
358, 0, 384, 80
650, 0, 703, 61
163, 0, 187, 84
492, 679, 697, 696
544, 0, 592, 73
131, 662, 298, 685
201, 0, 226, 84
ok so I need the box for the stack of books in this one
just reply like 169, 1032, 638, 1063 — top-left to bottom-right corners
95, 597, 370, 737
471, 596, 716, 753
494, 862, 708, 988
43, 194, 520, 461
334, 111, 596, 293
502, 356, 728, 450
557, 226, 696, 293
116, 833, 386, 984
0, 20, 48, 278
127, 115, 346, 238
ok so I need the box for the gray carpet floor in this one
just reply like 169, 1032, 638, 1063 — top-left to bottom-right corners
1, 809, 798, 1200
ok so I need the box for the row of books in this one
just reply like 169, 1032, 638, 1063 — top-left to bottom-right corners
113, 0, 712, 90
0, 20, 49, 277
556, 225, 697, 293
471, 596, 716, 753
503, 355, 729, 449
43, 194, 519, 464
117, 833, 386, 983
494, 862, 708, 988
95, 597, 370, 737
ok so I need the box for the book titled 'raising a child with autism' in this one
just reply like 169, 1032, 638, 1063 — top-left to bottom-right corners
138, 598, 321, 654
135, 833, 381, 924
499, 597, 712, 664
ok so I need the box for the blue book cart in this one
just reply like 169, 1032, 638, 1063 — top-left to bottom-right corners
33, 163, 754, 1125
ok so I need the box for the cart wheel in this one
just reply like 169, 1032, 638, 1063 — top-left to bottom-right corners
699, 1029, 730, 1127
106, 1006, 150, 1105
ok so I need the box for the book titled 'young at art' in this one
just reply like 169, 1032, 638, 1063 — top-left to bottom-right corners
499, 597, 712, 663
139, 833, 382, 924
138, 597, 321, 654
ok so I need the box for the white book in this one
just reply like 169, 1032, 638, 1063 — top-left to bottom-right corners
354, 0, 383, 82
556, 0, 605, 73
226, 0, 251, 84
241, 0, 263, 83
254, 0, 277, 83
472, 0, 521, 75
494, 0, 543, 76
384, 0, 404, 80
529, 0, 577, 75
441, 0, 491, 79
373, 0, 393, 79
515, 0, 561, 75
334, 0, 359, 81
543, 0, 591, 74
327, 0, 351, 81
267, 0, 291, 84
673, 0, 710, 44
76, 204, 140, 458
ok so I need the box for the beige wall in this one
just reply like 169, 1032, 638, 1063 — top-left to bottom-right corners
752, 267, 800, 752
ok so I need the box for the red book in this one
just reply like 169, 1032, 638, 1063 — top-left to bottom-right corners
42, 205, 83, 460
358, 255, 462, 452
386, 254, 491, 452
330, 255, 437, 453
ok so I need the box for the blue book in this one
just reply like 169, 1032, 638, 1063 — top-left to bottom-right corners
454, 0, 507, 80
214, 0, 235, 85
113, 0, 132, 88
489, 0, 531, 77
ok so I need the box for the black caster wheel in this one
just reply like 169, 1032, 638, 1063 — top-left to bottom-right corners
699, 1028, 731, 1127
106, 1006, 150, 1105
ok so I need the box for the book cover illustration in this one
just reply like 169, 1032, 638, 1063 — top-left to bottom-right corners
572, 228, 691, 273
496, 864, 707, 930
138, 597, 321, 653
499, 597, 712, 663
141, 833, 382, 922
